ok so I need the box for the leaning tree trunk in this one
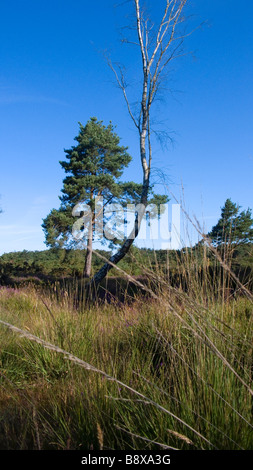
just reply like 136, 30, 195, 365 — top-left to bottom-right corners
91, 35, 150, 285
90, 0, 188, 288
91, 147, 150, 286
91, 193, 149, 286
90, 14, 151, 287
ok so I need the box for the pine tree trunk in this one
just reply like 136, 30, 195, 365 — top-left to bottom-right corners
83, 219, 93, 278
83, 236, 92, 278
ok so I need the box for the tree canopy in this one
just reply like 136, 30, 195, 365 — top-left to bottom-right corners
42, 117, 167, 277
208, 198, 253, 247
42, 117, 136, 276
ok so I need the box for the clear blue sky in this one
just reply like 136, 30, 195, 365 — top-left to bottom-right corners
0, 0, 252, 254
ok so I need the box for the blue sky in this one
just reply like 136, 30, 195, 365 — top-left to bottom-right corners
0, 0, 252, 254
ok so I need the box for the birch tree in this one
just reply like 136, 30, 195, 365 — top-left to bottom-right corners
91, 0, 190, 286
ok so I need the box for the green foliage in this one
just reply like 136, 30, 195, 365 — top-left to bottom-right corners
42, 118, 133, 249
1, 242, 253, 289
208, 198, 253, 247
0, 248, 152, 281
60, 117, 131, 205
42, 117, 169, 266
0, 248, 111, 280
42, 207, 74, 249
119, 181, 168, 209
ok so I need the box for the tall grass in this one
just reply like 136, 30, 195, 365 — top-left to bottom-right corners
0, 246, 252, 451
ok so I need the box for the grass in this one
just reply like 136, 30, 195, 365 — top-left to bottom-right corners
0, 253, 252, 452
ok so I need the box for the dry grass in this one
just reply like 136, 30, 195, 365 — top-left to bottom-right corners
0, 248, 252, 451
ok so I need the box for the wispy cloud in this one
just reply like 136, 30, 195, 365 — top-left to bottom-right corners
32, 196, 49, 205
0, 93, 68, 106
0, 225, 42, 236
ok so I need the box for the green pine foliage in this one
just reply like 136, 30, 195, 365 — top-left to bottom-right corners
208, 198, 253, 247
42, 117, 169, 277
42, 118, 133, 249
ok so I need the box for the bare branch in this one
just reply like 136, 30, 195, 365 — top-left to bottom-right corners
148, 0, 187, 72
106, 56, 140, 131
120, 38, 139, 46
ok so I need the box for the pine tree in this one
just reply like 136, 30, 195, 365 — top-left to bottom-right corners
208, 198, 253, 248
42, 118, 133, 277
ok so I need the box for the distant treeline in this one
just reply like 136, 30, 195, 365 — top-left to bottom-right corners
0, 244, 253, 291
0, 247, 171, 282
